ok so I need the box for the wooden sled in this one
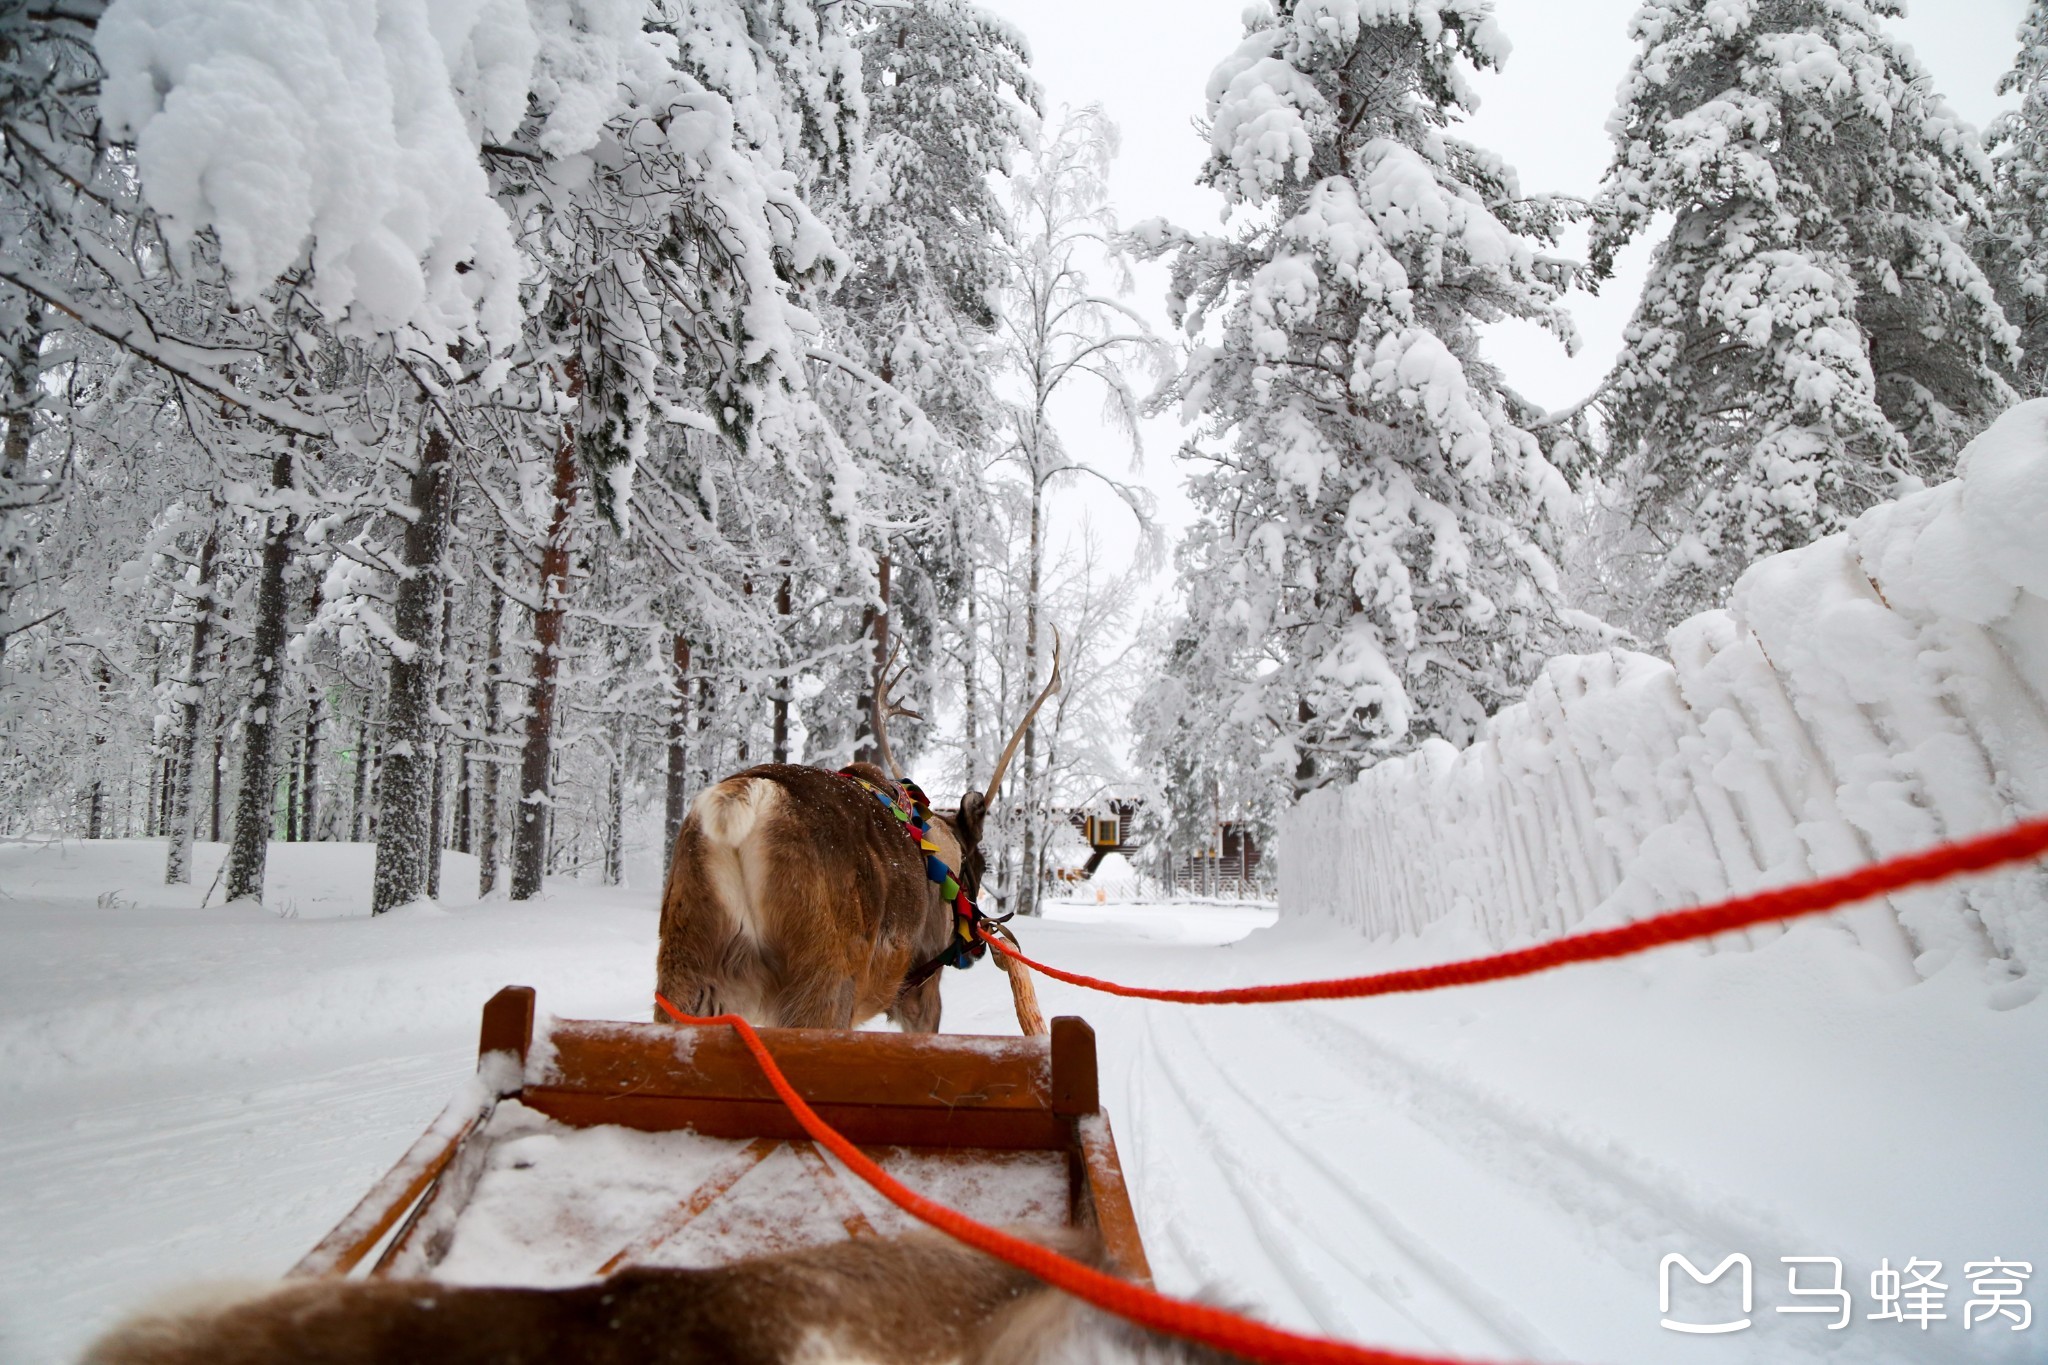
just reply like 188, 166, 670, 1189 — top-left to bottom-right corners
291, 986, 1150, 1288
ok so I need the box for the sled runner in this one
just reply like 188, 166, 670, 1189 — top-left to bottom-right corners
290, 986, 1150, 1287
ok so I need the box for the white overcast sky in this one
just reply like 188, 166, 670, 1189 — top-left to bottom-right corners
972, 0, 2030, 565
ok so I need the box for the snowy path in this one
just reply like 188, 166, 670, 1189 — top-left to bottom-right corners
3, 840, 2044, 1364
3, 1048, 459, 1325
977, 913, 2047, 1364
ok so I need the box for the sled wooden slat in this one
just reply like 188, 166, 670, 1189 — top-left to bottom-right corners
596, 1137, 783, 1274
287, 1096, 489, 1279
516, 1090, 1072, 1148
534, 1018, 1054, 1112
1077, 1112, 1152, 1285
301, 985, 1151, 1283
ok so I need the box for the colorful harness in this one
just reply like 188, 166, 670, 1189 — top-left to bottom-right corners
838, 769, 1000, 989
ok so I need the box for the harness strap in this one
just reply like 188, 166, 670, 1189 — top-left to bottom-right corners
837, 768, 999, 989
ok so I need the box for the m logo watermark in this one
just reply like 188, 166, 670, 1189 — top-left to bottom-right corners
1660, 1251, 2030, 1335
1661, 1253, 1753, 1334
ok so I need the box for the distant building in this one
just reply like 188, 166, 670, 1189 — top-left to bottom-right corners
1054, 798, 1145, 881
1173, 821, 1259, 895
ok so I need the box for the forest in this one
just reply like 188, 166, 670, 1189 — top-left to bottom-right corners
1, 0, 2043, 916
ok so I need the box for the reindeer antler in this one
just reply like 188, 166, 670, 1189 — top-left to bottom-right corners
869, 639, 924, 781
982, 629, 1062, 806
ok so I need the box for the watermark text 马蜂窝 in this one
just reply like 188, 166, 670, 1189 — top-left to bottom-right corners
1660, 1254, 2031, 1334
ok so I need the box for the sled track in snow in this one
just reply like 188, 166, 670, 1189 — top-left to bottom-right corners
1112, 994, 1983, 1365
1275, 1007, 1805, 1264
1137, 1010, 1559, 1358
0, 1048, 471, 1365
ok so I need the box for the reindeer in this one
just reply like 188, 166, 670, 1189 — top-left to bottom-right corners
81, 1227, 1238, 1365
652, 636, 1061, 1032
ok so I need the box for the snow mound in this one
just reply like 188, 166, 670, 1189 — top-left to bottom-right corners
1956, 397, 2048, 600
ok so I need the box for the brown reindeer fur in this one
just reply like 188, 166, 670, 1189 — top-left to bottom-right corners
82, 1229, 1240, 1365
655, 764, 986, 1032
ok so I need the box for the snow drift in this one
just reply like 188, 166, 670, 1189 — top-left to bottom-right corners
1281, 400, 2048, 993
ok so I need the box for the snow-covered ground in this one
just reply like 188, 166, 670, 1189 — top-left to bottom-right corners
2, 839, 2043, 1364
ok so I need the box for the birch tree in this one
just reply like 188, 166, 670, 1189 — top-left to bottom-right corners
990, 105, 1164, 915
1984, 0, 2048, 398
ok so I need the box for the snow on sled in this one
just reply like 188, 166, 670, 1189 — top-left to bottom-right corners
290, 986, 1150, 1288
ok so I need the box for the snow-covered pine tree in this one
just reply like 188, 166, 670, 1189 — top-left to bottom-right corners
1, 3, 101, 683
17, 0, 542, 902
1591, 0, 2017, 626
0, 0, 1110, 907
462, 0, 863, 898
1984, 0, 2048, 398
810, 0, 1037, 773
1141, 0, 1585, 805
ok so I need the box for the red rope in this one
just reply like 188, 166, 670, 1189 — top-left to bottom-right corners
653, 991, 1496, 1365
980, 814, 2048, 1004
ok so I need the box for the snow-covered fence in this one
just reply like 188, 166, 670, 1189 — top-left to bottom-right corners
1280, 402, 2048, 985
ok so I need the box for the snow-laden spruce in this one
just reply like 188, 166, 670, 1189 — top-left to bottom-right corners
802, 0, 1038, 772
1137, 0, 1591, 808
460, 0, 865, 904
1982, 0, 2048, 398
1589, 0, 2017, 630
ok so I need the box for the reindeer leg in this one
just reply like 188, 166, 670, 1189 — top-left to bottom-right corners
650, 978, 722, 1024
770, 972, 859, 1031
886, 974, 943, 1034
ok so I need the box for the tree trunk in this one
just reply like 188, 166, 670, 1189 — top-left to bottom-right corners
511, 429, 579, 900
1019, 478, 1042, 917
209, 731, 224, 844
453, 565, 473, 856
852, 556, 891, 765
368, 741, 381, 840
664, 634, 690, 877
370, 425, 456, 914
284, 738, 302, 842
85, 662, 110, 839
544, 751, 561, 877
224, 448, 298, 905
453, 743, 471, 855
1, 299, 37, 472
301, 582, 324, 841
962, 576, 978, 789
350, 718, 370, 843
604, 716, 625, 886
478, 543, 506, 897
425, 749, 444, 899
302, 698, 321, 840
425, 574, 455, 901
736, 583, 752, 767
696, 674, 714, 790
0, 296, 42, 668
1294, 696, 1317, 791
165, 529, 218, 884
772, 575, 791, 763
